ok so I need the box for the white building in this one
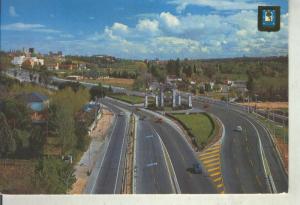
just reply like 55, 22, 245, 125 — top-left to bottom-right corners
11, 56, 44, 67
11, 56, 26, 66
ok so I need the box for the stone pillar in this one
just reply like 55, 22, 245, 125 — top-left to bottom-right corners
160, 90, 164, 107
177, 94, 181, 106
172, 89, 176, 108
144, 95, 148, 108
188, 95, 192, 108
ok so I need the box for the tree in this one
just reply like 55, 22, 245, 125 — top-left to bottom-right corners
0, 112, 16, 157
2, 98, 31, 130
89, 83, 106, 100
49, 104, 76, 155
29, 125, 45, 157
33, 158, 76, 194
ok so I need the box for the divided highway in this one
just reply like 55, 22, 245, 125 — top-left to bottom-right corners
193, 98, 288, 193
135, 120, 174, 194
103, 98, 217, 194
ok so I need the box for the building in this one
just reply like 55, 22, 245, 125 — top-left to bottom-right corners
47, 62, 59, 70
231, 80, 248, 93
11, 56, 44, 68
17, 92, 49, 122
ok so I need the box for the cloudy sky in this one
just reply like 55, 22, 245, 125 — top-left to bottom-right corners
1, 0, 288, 59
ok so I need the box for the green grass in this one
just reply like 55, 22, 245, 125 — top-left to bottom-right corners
109, 94, 144, 104
171, 113, 214, 147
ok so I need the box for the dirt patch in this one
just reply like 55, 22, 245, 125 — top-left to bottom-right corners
0, 160, 36, 194
69, 108, 114, 194
238, 102, 288, 110
274, 137, 288, 173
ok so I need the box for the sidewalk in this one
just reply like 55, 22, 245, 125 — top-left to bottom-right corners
69, 108, 114, 194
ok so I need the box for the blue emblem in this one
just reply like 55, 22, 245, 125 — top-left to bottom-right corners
258, 6, 280, 32
262, 9, 276, 27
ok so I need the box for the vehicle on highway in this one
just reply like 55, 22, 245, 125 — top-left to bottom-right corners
235, 125, 243, 132
193, 163, 203, 174
203, 103, 210, 109
154, 117, 163, 123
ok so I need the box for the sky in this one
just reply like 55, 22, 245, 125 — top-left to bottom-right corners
0, 0, 288, 59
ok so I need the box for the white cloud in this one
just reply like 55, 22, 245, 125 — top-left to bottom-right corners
136, 19, 159, 33
1, 22, 60, 33
9, 6, 19, 17
89, 16, 95, 20
168, 0, 258, 13
2, 22, 45, 30
160, 12, 180, 28
111, 22, 129, 33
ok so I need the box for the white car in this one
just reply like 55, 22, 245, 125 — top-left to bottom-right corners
235, 126, 243, 132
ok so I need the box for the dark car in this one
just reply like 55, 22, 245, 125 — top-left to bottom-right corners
193, 163, 203, 174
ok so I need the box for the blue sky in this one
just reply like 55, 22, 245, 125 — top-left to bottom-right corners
1, 0, 288, 59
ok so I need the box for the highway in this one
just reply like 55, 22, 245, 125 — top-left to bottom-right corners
104, 98, 217, 194
135, 119, 174, 194
90, 102, 129, 194
193, 99, 288, 193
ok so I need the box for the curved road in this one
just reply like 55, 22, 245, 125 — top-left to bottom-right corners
193, 98, 288, 193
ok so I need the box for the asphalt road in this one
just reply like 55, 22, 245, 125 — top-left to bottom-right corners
135, 119, 174, 194
193, 99, 288, 193
91, 102, 129, 194
104, 98, 217, 194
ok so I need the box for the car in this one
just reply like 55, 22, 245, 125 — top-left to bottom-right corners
154, 117, 163, 123
193, 163, 202, 174
235, 125, 242, 132
203, 103, 210, 109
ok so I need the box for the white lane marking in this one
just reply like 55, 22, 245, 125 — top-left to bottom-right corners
240, 115, 277, 193
152, 128, 181, 194
90, 114, 118, 193
146, 162, 158, 167
145, 135, 154, 139
102, 100, 131, 194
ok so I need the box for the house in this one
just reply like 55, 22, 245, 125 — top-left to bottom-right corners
47, 62, 60, 70
231, 80, 248, 93
149, 81, 160, 91
166, 75, 182, 83
17, 92, 49, 122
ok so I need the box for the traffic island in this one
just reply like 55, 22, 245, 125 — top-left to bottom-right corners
166, 112, 217, 151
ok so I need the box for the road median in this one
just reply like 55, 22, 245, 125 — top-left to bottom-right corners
121, 113, 136, 194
